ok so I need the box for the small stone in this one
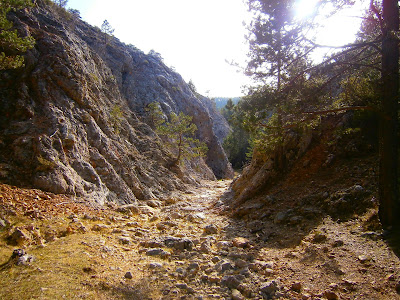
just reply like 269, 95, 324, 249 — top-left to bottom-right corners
156, 222, 167, 230
329, 283, 338, 289
351, 185, 364, 192
232, 237, 249, 248
188, 262, 200, 271
209, 276, 221, 284
140, 239, 164, 248
211, 256, 220, 263
237, 283, 252, 297
291, 282, 302, 292
82, 214, 92, 220
146, 248, 170, 258
324, 290, 338, 300
200, 241, 212, 253
231, 289, 244, 300
187, 213, 206, 223
7, 228, 32, 246
170, 212, 183, 219
260, 280, 279, 296
235, 259, 248, 269
164, 236, 193, 251
91, 224, 109, 231
221, 261, 233, 272
149, 262, 163, 269
263, 268, 274, 276
358, 255, 370, 263
118, 236, 131, 245
221, 275, 242, 289
0, 219, 7, 228
342, 279, 357, 289
124, 272, 133, 279
176, 283, 188, 289
216, 241, 232, 249
146, 200, 161, 208
156, 221, 177, 230
249, 260, 274, 272
274, 211, 289, 224
13, 250, 35, 266
204, 224, 218, 235
149, 216, 159, 222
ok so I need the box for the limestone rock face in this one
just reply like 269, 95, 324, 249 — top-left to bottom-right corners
0, 1, 232, 205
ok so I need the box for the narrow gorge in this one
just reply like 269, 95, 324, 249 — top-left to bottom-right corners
0, 0, 233, 206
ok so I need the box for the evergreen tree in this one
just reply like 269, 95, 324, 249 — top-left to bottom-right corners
53, 0, 68, 8
221, 98, 235, 122
101, 19, 114, 45
156, 112, 208, 166
145, 102, 164, 128
0, 0, 35, 70
244, 0, 400, 227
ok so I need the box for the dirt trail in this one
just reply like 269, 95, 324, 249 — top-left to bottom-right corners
1, 181, 400, 299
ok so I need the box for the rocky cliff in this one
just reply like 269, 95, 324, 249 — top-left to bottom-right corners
0, 1, 233, 205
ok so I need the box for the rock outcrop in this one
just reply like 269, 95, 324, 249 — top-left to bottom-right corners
230, 112, 378, 206
0, 1, 233, 205
231, 127, 313, 205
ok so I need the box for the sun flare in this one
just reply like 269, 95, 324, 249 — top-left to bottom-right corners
295, 0, 319, 20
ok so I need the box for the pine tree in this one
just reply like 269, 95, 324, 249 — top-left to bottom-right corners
156, 112, 208, 166
0, 0, 35, 70
244, 0, 400, 228
101, 19, 114, 45
53, 0, 68, 8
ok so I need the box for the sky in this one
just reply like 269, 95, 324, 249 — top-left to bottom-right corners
67, 0, 370, 97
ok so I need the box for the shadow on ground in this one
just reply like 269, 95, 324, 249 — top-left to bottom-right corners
218, 155, 380, 253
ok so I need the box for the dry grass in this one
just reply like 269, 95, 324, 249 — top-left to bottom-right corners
0, 228, 162, 299
0, 203, 161, 300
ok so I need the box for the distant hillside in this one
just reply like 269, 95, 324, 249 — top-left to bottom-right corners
213, 97, 241, 110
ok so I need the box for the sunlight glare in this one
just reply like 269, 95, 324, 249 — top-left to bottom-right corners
295, 0, 319, 20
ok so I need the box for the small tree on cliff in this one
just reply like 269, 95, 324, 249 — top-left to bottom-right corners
156, 112, 208, 166
145, 102, 164, 128
101, 19, 114, 45
53, 0, 68, 8
0, 0, 35, 70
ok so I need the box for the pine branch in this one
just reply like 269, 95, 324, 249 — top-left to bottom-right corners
258, 106, 376, 130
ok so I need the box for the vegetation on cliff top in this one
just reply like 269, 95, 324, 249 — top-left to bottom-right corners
0, 0, 35, 70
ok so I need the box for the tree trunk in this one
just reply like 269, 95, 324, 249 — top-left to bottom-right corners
174, 135, 183, 166
379, 0, 400, 228
275, 28, 285, 170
